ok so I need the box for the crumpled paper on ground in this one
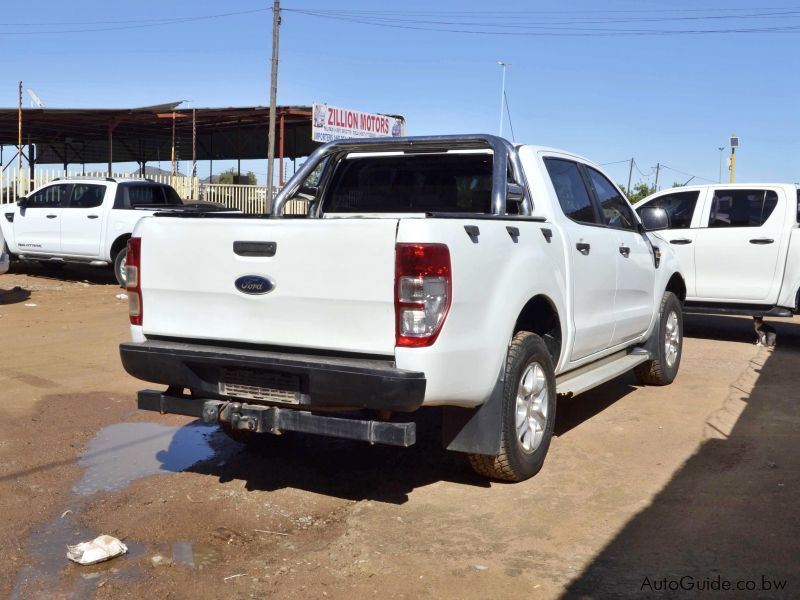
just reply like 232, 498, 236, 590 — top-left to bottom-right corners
66, 535, 128, 565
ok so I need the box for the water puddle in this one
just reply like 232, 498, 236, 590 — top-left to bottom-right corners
73, 421, 217, 495
13, 421, 221, 596
10, 512, 144, 600
172, 541, 222, 569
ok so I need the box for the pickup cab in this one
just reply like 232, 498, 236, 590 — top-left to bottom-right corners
637, 184, 800, 318
120, 135, 686, 482
0, 177, 230, 286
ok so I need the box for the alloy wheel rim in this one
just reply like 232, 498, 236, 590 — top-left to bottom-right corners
515, 361, 549, 454
665, 310, 680, 367
119, 255, 127, 285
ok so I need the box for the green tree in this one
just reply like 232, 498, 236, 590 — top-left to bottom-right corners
620, 182, 656, 204
215, 169, 258, 185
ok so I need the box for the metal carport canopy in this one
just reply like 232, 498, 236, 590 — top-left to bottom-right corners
0, 103, 318, 166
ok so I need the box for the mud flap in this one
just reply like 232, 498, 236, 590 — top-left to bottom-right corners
441, 367, 504, 456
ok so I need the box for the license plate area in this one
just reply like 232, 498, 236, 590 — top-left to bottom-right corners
219, 368, 303, 405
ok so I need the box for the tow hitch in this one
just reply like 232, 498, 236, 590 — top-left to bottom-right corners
137, 389, 417, 447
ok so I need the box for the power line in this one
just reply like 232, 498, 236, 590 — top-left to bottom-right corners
284, 7, 800, 37
660, 164, 716, 183
284, 8, 800, 36
0, 8, 270, 35
503, 92, 515, 143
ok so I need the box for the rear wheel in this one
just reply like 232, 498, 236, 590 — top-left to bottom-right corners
635, 291, 682, 385
468, 331, 557, 482
113, 249, 127, 288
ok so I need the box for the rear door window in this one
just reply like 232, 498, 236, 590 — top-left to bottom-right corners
127, 186, 166, 207
708, 189, 779, 227
68, 184, 105, 209
544, 158, 599, 224
637, 190, 700, 229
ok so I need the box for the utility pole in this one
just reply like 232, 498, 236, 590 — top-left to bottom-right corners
266, 0, 281, 212
718, 146, 725, 183
191, 108, 197, 199
626, 157, 634, 196
170, 111, 176, 177
17, 81, 23, 194
653, 162, 660, 192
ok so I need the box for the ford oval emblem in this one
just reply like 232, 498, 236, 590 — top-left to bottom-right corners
234, 275, 274, 295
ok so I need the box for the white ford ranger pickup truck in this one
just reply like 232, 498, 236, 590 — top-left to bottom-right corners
0, 177, 231, 287
120, 135, 686, 482
637, 184, 800, 320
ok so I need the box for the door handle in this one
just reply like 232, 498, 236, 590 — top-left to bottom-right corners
46, 214, 57, 219
670, 238, 693, 245
576, 242, 591, 255
619, 245, 630, 257
750, 238, 774, 245
87, 215, 99, 219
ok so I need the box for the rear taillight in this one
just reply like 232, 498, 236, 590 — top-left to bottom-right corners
126, 237, 142, 325
395, 243, 451, 347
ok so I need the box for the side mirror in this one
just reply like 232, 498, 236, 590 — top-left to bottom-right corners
638, 206, 670, 231
506, 182, 525, 208
16, 196, 28, 208
296, 185, 318, 201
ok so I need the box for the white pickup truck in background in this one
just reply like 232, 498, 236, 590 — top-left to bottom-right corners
0, 178, 230, 286
120, 134, 686, 482
637, 184, 800, 322
0, 224, 9, 275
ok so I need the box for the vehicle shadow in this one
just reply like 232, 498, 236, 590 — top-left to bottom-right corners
181, 408, 491, 505
555, 375, 638, 437
684, 313, 800, 348
0, 285, 31, 305
174, 373, 640, 504
8, 261, 117, 286
562, 339, 800, 597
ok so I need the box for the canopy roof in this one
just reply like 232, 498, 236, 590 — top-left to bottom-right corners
0, 103, 318, 166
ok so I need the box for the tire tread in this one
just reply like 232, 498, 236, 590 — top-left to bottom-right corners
468, 332, 543, 482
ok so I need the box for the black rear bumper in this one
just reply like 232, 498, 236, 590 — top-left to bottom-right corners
137, 390, 416, 447
119, 339, 426, 412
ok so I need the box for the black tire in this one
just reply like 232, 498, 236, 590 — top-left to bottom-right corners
635, 291, 682, 386
468, 331, 557, 482
113, 248, 127, 288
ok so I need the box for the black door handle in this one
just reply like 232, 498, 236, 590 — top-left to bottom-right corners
46, 214, 57, 219
750, 238, 774, 245
576, 242, 591, 255
670, 238, 693, 245
619, 245, 630, 257
87, 215, 99, 219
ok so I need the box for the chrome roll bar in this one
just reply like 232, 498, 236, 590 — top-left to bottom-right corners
271, 134, 531, 217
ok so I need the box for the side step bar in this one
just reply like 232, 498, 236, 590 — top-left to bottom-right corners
137, 389, 416, 447
556, 349, 651, 397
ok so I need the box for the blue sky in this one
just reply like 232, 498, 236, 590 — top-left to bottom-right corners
1, 0, 798, 186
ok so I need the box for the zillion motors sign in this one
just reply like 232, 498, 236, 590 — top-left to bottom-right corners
312, 103, 405, 143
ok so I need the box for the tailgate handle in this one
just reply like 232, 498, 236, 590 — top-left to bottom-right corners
234, 241, 277, 257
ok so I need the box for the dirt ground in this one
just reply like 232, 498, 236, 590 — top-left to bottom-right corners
1, 263, 798, 599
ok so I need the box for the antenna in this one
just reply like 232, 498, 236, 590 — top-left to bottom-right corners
26, 88, 45, 108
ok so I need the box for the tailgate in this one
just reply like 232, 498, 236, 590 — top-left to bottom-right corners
138, 217, 399, 355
